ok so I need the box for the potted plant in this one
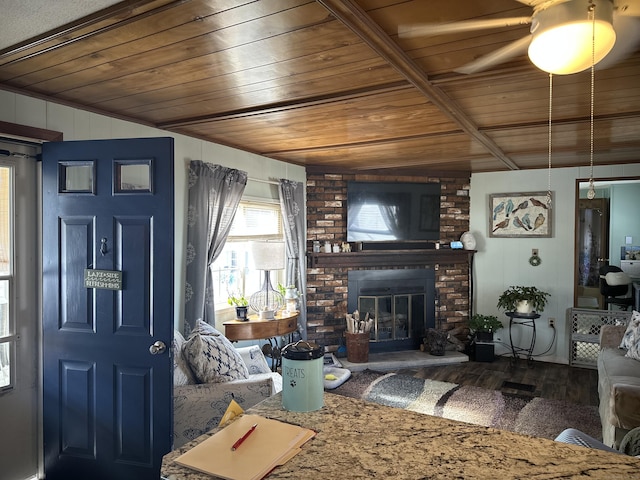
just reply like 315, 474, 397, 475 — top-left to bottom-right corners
469, 314, 503, 342
228, 293, 249, 320
497, 286, 550, 314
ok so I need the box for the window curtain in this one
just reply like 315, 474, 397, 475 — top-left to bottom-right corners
184, 161, 247, 334
278, 179, 307, 339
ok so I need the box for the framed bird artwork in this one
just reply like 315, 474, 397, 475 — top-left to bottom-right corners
489, 192, 553, 238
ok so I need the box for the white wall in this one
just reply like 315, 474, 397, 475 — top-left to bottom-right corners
0, 90, 306, 330
470, 163, 640, 364
610, 183, 640, 265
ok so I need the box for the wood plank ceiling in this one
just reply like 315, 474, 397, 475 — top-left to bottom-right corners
1, 0, 639, 175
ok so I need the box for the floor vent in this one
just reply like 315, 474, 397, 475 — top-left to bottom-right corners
501, 381, 536, 392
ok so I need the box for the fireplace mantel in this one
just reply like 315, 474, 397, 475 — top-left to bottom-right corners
308, 249, 475, 268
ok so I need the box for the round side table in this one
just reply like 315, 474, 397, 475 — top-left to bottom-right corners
506, 311, 540, 366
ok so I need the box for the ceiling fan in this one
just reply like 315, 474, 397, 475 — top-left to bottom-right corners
399, 0, 640, 74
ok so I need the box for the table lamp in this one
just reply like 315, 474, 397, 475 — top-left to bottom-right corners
248, 241, 285, 315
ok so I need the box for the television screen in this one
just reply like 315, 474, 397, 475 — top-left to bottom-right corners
347, 182, 440, 242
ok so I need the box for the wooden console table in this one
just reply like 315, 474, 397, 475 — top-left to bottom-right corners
223, 312, 298, 341
223, 313, 298, 371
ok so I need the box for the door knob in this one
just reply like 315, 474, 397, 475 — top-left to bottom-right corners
149, 340, 167, 355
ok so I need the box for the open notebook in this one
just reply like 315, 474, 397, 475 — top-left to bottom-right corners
174, 414, 316, 480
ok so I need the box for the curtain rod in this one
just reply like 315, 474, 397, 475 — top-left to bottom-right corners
248, 177, 279, 186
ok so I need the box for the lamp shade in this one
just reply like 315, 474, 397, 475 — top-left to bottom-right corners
250, 241, 285, 271
528, 0, 616, 75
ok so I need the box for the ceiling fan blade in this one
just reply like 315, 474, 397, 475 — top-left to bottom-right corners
597, 16, 640, 69
454, 36, 532, 74
515, 0, 570, 10
614, 0, 640, 16
398, 17, 531, 38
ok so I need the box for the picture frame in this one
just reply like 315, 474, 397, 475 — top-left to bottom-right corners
489, 191, 552, 238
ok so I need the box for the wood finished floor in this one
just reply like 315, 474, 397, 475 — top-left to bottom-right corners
395, 357, 600, 406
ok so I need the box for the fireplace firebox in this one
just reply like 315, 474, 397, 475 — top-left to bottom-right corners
347, 269, 436, 353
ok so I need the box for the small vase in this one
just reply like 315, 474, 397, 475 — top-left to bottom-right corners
235, 306, 248, 321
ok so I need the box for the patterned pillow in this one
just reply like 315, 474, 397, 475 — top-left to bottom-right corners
237, 345, 272, 375
190, 318, 220, 336
183, 333, 249, 383
173, 330, 197, 386
620, 311, 640, 350
626, 334, 640, 361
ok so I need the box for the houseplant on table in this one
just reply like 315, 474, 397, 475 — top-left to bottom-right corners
228, 293, 249, 320
469, 314, 503, 342
497, 286, 550, 315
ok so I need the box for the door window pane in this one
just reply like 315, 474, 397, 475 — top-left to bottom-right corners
59, 162, 95, 193
0, 165, 12, 390
115, 161, 152, 193
0, 166, 8, 276
0, 342, 10, 389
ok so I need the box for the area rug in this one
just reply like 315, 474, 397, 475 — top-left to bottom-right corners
331, 370, 602, 441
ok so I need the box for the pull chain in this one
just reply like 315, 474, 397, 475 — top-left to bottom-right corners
587, 1, 597, 200
547, 72, 553, 207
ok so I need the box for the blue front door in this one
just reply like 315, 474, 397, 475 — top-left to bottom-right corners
42, 137, 174, 479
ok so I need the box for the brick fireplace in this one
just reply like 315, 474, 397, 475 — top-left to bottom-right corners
306, 171, 472, 351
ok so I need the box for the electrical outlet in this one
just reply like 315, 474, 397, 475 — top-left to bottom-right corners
548, 317, 555, 328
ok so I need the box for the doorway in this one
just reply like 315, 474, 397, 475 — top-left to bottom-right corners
0, 140, 40, 480
574, 178, 640, 309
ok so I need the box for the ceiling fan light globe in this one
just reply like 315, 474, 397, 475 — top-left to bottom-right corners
527, 0, 616, 75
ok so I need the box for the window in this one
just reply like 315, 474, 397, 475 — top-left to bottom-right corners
0, 164, 13, 390
211, 200, 284, 310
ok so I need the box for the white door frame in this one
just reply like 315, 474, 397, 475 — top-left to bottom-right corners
0, 140, 40, 479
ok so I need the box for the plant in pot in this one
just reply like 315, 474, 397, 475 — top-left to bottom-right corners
228, 293, 249, 320
497, 286, 550, 315
469, 314, 503, 342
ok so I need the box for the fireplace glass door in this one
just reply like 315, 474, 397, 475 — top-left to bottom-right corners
359, 294, 425, 342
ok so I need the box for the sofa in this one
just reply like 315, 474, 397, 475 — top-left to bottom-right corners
172, 321, 282, 448
598, 313, 640, 448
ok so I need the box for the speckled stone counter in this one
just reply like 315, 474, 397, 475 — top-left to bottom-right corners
162, 392, 640, 480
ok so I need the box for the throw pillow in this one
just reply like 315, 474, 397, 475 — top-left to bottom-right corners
237, 345, 272, 375
173, 330, 197, 386
184, 333, 249, 383
626, 335, 640, 361
620, 311, 640, 350
190, 318, 220, 337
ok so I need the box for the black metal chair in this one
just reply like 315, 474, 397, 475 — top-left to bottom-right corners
599, 265, 634, 311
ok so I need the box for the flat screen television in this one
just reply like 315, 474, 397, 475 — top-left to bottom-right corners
347, 181, 440, 242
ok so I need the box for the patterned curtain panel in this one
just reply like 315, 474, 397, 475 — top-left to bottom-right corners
278, 179, 307, 339
184, 161, 247, 333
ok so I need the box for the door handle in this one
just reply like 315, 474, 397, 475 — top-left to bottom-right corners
149, 340, 167, 355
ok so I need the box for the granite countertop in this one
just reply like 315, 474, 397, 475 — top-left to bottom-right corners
162, 392, 640, 480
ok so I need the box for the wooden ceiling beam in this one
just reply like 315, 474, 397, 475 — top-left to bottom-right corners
157, 81, 412, 128
0, 0, 178, 63
316, 0, 520, 171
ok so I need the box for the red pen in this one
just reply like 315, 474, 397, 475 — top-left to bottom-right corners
231, 423, 258, 451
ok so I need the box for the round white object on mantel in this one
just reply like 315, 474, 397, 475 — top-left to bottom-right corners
460, 231, 476, 250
